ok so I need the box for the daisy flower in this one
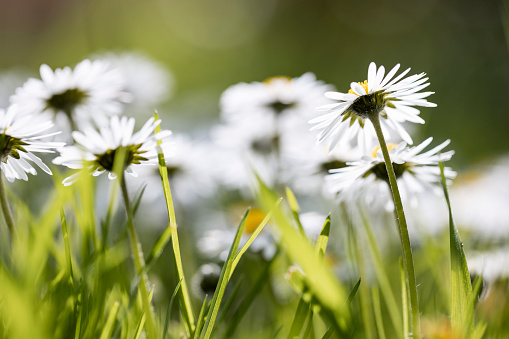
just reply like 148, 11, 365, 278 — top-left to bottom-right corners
10, 59, 126, 136
0, 105, 64, 182
53, 115, 172, 186
326, 137, 456, 211
221, 72, 334, 122
210, 114, 281, 191
93, 51, 174, 110
451, 156, 509, 239
468, 248, 509, 284
310, 62, 436, 151
0, 69, 30, 108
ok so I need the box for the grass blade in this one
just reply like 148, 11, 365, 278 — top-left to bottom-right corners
60, 209, 74, 284
257, 178, 349, 331
359, 206, 403, 337
199, 209, 249, 339
154, 111, 195, 334
285, 187, 305, 236
288, 297, 310, 338
230, 198, 281, 278
162, 278, 183, 339
321, 326, 334, 339
315, 214, 331, 259
372, 287, 386, 339
439, 162, 473, 337
99, 301, 120, 339
192, 296, 209, 339
346, 278, 361, 305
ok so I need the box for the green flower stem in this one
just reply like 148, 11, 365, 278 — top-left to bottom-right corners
120, 176, 158, 339
0, 170, 15, 236
369, 114, 421, 338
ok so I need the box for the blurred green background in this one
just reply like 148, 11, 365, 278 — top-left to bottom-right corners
0, 0, 508, 168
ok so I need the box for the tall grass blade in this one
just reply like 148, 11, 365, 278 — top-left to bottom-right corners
288, 297, 310, 339
321, 326, 334, 339
257, 177, 350, 330
285, 187, 305, 235
439, 162, 473, 337
99, 301, 120, 339
230, 198, 281, 278
225, 252, 276, 337
372, 286, 386, 339
192, 296, 209, 339
154, 111, 195, 333
199, 209, 249, 339
359, 206, 403, 337
162, 278, 183, 339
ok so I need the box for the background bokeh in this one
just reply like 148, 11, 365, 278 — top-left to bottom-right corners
1, 0, 508, 168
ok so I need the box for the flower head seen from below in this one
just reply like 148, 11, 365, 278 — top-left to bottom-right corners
53, 115, 172, 186
327, 137, 455, 211
11, 59, 126, 136
0, 105, 64, 182
310, 62, 436, 152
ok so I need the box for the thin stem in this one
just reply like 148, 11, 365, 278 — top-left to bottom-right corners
120, 176, 158, 339
369, 114, 421, 338
0, 170, 15, 236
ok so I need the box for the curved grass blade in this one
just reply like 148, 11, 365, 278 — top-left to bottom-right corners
230, 198, 281, 279
439, 162, 473, 337
285, 187, 305, 236
154, 111, 195, 333
199, 209, 249, 339
257, 178, 350, 331
162, 278, 183, 339
346, 278, 361, 305
315, 214, 331, 259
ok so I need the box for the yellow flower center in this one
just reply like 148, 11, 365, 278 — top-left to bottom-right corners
371, 143, 398, 158
348, 80, 369, 95
263, 76, 292, 84
244, 208, 266, 234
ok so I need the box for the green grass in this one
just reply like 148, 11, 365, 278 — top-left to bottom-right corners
0, 157, 507, 339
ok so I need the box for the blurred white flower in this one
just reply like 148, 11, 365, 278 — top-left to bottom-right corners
327, 137, 455, 211
53, 115, 172, 185
221, 73, 334, 122
0, 69, 30, 108
128, 133, 218, 206
93, 52, 173, 110
451, 156, 509, 239
310, 62, 436, 152
299, 211, 327, 242
11, 59, 127, 138
468, 248, 509, 283
0, 105, 64, 181
280, 114, 363, 196
197, 208, 276, 261
210, 114, 280, 191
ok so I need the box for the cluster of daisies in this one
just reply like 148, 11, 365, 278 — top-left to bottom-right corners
3, 55, 509, 291
0, 53, 173, 185
211, 63, 454, 211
